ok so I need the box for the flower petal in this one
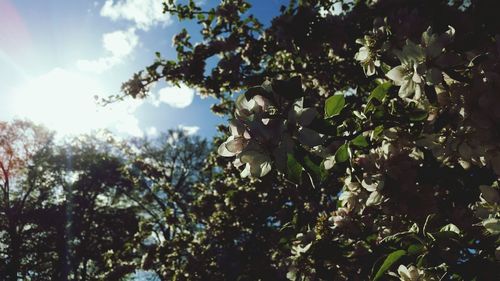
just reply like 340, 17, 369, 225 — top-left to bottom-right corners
229, 119, 246, 137
362, 178, 379, 192
398, 79, 416, 98
355, 47, 369, 61
412, 71, 422, 84
365, 62, 376, 76
397, 265, 411, 281
407, 265, 421, 280
239, 150, 272, 177
386, 66, 407, 85
257, 161, 272, 177
366, 191, 383, 206
483, 218, 500, 234
253, 95, 270, 112
233, 158, 244, 168
218, 140, 236, 157
225, 137, 247, 154
240, 163, 251, 178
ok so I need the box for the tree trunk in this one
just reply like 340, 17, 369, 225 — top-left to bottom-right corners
6, 219, 21, 281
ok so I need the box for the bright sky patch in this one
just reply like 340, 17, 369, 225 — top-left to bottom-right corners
8, 68, 143, 137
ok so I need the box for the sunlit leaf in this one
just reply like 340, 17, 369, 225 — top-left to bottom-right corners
365, 82, 391, 112
334, 143, 349, 163
324, 95, 345, 118
351, 135, 369, 148
373, 250, 406, 281
287, 153, 303, 184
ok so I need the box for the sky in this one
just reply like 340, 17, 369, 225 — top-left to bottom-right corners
0, 0, 287, 141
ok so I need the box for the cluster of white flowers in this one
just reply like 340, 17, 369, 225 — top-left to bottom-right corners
218, 79, 326, 178
354, 18, 390, 76
355, 35, 382, 76
218, 93, 275, 177
395, 265, 437, 281
386, 26, 455, 101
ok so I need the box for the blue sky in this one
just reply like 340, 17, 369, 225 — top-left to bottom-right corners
0, 0, 288, 140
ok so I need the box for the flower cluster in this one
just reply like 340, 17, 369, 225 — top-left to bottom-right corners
395, 265, 437, 281
218, 93, 276, 177
354, 18, 390, 76
386, 26, 455, 101
218, 78, 325, 178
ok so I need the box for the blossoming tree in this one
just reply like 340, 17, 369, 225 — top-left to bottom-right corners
120, 0, 500, 280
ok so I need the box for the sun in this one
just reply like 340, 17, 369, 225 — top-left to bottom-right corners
7, 68, 143, 137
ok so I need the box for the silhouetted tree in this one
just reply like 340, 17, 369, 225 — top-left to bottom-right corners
0, 120, 54, 281
116, 0, 500, 280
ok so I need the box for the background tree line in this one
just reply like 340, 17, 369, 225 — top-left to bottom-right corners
0, 121, 209, 280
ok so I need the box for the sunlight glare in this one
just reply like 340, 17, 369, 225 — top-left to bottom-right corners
8, 68, 143, 137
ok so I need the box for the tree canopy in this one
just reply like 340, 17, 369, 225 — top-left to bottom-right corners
118, 0, 500, 280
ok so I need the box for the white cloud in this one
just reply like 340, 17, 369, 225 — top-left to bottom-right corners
178, 125, 200, 135
103, 29, 138, 56
6, 68, 144, 137
146, 126, 158, 136
100, 0, 172, 31
152, 84, 195, 108
77, 28, 138, 73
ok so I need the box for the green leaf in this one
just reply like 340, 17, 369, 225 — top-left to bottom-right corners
440, 224, 460, 235
416, 255, 426, 267
371, 82, 392, 101
351, 135, 369, 148
286, 153, 303, 184
272, 76, 303, 100
370, 125, 384, 141
365, 82, 391, 112
292, 145, 323, 186
319, 161, 329, 181
303, 155, 321, 178
373, 250, 407, 281
407, 244, 425, 256
324, 95, 346, 118
430, 230, 460, 241
307, 118, 338, 136
409, 109, 429, 121
334, 143, 349, 163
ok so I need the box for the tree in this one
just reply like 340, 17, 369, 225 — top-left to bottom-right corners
0, 126, 141, 280
0, 120, 54, 280
48, 135, 141, 281
117, 0, 500, 280
117, 129, 211, 280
